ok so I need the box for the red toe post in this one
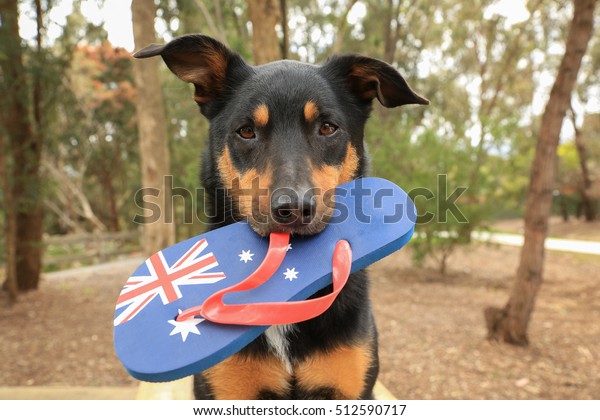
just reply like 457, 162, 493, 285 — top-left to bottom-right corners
176, 232, 290, 322
177, 232, 353, 326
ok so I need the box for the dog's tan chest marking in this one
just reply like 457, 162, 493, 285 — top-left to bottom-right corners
294, 343, 373, 399
204, 353, 291, 399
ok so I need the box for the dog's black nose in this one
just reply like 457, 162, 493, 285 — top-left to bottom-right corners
271, 188, 316, 225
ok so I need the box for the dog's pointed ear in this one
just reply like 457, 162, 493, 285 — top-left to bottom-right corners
134, 35, 251, 107
321, 55, 429, 108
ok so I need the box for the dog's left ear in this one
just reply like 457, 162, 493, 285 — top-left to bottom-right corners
321, 55, 429, 107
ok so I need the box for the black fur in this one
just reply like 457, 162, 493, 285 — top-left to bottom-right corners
134, 34, 427, 400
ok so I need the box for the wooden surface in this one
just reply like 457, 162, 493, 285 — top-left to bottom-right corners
0, 377, 395, 400
135, 376, 396, 400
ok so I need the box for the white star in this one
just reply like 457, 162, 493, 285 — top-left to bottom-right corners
239, 249, 254, 263
168, 310, 204, 342
286, 244, 292, 251
283, 267, 299, 282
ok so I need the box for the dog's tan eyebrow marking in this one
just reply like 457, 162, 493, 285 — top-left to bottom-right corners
253, 104, 269, 127
304, 101, 319, 122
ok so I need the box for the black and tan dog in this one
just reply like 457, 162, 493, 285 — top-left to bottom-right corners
134, 34, 428, 400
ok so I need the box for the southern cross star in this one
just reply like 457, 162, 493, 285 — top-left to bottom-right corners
283, 267, 299, 281
239, 249, 254, 263
168, 309, 204, 342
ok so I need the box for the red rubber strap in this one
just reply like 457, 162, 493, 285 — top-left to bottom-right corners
200, 240, 352, 325
176, 232, 290, 322
177, 234, 352, 326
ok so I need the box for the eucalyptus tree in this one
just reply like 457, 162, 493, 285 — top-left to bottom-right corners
486, 0, 597, 345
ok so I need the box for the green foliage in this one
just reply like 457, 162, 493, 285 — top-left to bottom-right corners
366, 115, 472, 273
4, 0, 598, 276
46, 39, 140, 233
160, 68, 210, 239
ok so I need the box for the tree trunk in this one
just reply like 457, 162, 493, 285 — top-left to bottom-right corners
193, 0, 227, 44
247, 0, 281, 65
279, 0, 288, 59
485, 0, 597, 345
99, 167, 120, 232
0, 2, 18, 302
132, 0, 176, 256
213, 0, 226, 39
383, 0, 402, 64
0, 132, 18, 304
17, 0, 46, 290
0, 0, 44, 292
571, 109, 597, 221
330, 0, 358, 55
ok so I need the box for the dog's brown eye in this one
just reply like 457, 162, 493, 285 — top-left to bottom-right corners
319, 123, 338, 136
237, 126, 256, 140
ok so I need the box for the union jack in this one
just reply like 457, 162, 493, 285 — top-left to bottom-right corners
114, 239, 225, 326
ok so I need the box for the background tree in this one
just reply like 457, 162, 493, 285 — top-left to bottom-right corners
556, 140, 583, 220
248, 0, 282, 64
485, 0, 597, 345
0, 0, 44, 293
359, 0, 540, 272
49, 41, 139, 233
570, 106, 597, 221
0, 1, 597, 348
572, 8, 600, 220
131, 0, 176, 256
0, 131, 17, 302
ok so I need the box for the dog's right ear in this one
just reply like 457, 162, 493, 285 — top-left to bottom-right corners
134, 35, 251, 110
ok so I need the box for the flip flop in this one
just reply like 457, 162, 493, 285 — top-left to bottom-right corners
113, 177, 416, 382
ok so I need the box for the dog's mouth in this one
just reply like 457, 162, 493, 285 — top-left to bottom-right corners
225, 180, 338, 238
247, 215, 331, 238
237, 192, 336, 238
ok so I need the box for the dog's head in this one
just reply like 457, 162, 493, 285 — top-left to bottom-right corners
135, 35, 428, 236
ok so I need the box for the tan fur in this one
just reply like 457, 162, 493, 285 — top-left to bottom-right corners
295, 343, 372, 399
253, 104, 270, 127
348, 65, 379, 101
310, 144, 360, 218
205, 354, 291, 399
338, 144, 360, 184
217, 146, 272, 220
181, 51, 228, 103
303, 101, 319, 122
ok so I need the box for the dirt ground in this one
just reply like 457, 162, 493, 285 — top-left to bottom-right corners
1, 229, 599, 399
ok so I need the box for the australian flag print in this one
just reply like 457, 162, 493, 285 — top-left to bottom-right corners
114, 177, 416, 382
114, 238, 225, 326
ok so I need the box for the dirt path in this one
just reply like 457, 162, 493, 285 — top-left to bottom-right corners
492, 216, 600, 242
0, 258, 143, 388
1, 243, 599, 399
473, 231, 600, 255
